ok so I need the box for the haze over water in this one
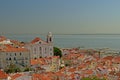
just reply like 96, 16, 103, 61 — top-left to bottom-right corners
4, 34, 120, 50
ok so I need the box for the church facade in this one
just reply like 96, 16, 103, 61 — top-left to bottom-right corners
25, 32, 54, 59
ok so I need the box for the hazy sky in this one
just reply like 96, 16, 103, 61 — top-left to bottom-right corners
0, 0, 120, 34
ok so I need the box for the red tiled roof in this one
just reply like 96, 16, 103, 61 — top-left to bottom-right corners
0, 44, 29, 52
31, 56, 59, 66
4, 47, 28, 52
68, 68, 76, 72
32, 73, 54, 80
116, 72, 120, 78
102, 56, 113, 61
64, 53, 82, 60
59, 67, 66, 72
56, 71, 64, 76
31, 37, 41, 44
32, 74, 42, 80
31, 37, 48, 45
0, 70, 8, 79
10, 73, 23, 80
0, 36, 7, 41
31, 58, 46, 65
0, 37, 28, 52
69, 73, 75, 79
78, 64, 86, 70
112, 56, 120, 63
84, 69, 93, 74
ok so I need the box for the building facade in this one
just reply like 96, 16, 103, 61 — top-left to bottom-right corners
0, 45, 30, 69
25, 32, 54, 59
0, 36, 30, 69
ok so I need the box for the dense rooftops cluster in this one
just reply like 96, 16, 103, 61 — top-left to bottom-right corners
0, 33, 120, 79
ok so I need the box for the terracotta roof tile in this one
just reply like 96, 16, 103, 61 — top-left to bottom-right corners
56, 71, 64, 76
31, 37, 48, 45
32, 73, 54, 80
31, 56, 59, 66
31, 37, 41, 44
84, 69, 93, 74
4, 47, 28, 52
31, 58, 47, 65
0, 36, 6, 41
68, 68, 76, 72
0, 43, 28, 52
78, 64, 86, 70
69, 73, 75, 79
10, 73, 23, 80
103, 56, 113, 60
112, 56, 120, 63
0, 70, 8, 79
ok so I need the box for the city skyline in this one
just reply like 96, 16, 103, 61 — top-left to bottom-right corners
0, 0, 120, 34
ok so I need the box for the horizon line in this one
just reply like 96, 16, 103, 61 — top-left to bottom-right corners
2, 33, 120, 35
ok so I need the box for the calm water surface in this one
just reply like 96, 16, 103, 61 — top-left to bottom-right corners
4, 34, 120, 50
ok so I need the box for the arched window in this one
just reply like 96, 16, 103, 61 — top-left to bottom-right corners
14, 57, 16, 60
39, 42, 41, 44
34, 48, 36, 54
20, 53, 22, 55
15, 53, 16, 56
49, 37, 52, 42
9, 58, 11, 60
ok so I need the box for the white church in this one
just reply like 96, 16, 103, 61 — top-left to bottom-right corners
25, 32, 54, 59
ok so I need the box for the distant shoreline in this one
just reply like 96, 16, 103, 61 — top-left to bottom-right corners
3, 33, 120, 35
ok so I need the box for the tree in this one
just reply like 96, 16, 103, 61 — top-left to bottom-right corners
23, 67, 33, 72
54, 47, 62, 58
4, 64, 21, 73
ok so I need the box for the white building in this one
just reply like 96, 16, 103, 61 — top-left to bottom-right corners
0, 36, 30, 69
0, 45, 30, 69
0, 36, 12, 44
25, 32, 54, 59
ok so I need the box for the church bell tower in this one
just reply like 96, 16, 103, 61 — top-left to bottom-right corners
47, 32, 53, 43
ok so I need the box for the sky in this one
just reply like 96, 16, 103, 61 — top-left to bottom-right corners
0, 0, 120, 34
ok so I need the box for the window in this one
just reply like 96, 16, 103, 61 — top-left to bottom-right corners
25, 57, 28, 60
39, 47, 41, 54
34, 48, 36, 54
20, 53, 22, 56
6, 53, 8, 55
50, 53, 52, 55
15, 53, 16, 56
9, 58, 11, 60
22, 61, 24, 64
50, 37, 52, 42
14, 57, 16, 60
39, 47, 41, 51
45, 48, 47, 54
50, 48, 52, 51
34, 48, 36, 51
39, 42, 41, 44
16, 61, 17, 64
6, 58, 7, 60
